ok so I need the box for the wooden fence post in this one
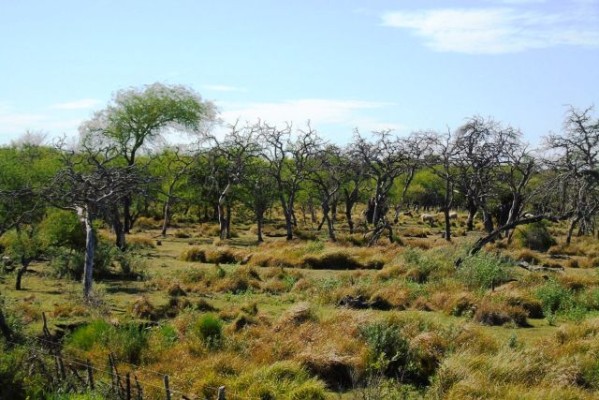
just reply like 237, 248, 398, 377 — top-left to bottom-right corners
217, 386, 226, 400
164, 375, 171, 400
86, 359, 95, 390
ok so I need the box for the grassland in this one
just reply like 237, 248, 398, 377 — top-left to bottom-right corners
1, 212, 599, 399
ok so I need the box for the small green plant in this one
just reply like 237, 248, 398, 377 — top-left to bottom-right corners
67, 320, 112, 351
193, 313, 223, 348
360, 322, 410, 378
458, 252, 509, 290
536, 279, 573, 314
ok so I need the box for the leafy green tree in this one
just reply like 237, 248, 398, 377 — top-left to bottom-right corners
0, 143, 61, 289
79, 82, 216, 234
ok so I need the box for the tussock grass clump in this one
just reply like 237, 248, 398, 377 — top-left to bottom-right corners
180, 246, 207, 262
473, 300, 529, 327
130, 296, 156, 320
126, 235, 155, 250
505, 295, 544, 319
235, 361, 327, 400
277, 302, 317, 329
516, 249, 541, 264
303, 252, 365, 270
134, 216, 161, 230
193, 313, 224, 348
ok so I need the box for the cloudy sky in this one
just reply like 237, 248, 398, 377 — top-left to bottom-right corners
0, 0, 597, 145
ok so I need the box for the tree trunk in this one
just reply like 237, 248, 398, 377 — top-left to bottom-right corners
325, 214, 336, 241
225, 205, 232, 239
466, 200, 477, 231
566, 217, 580, 245
218, 203, 227, 240
123, 195, 132, 234
161, 199, 171, 237
256, 210, 264, 243
83, 211, 96, 299
482, 209, 494, 233
15, 257, 30, 291
0, 307, 13, 342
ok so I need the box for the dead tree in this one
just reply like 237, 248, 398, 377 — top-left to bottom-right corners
544, 106, 599, 244
308, 144, 343, 241
48, 146, 150, 298
260, 122, 319, 240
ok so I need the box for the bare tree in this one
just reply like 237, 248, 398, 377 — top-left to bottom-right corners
259, 122, 319, 240
544, 106, 599, 244
353, 130, 421, 245
308, 144, 343, 241
206, 123, 261, 239
339, 145, 368, 235
151, 146, 196, 237
48, 145, 151, 298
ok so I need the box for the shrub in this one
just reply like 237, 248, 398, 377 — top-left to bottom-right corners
402, 248, 438, 283
67, 320, 112, 351
113, 324, 149, 364
458, 252, 509, 290
516, 222, 556, 252
193, 313, 223, 348
360, 321, 410, 378
48, 247, 85, 280
536, 279, 574, 314
38, 209, 85, 251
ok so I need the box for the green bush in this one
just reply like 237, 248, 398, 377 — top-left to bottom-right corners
48, 247, 85, 280
193, 313, 223, 348
38, 209, 85, 251
67, 320, 112, 351
67, 321, 149, 364
113, 324, 148, 364
403, 248, 438, 283
458, 252, 509, 290
536, 279, 573, 314
516, 222, 556, 252
360, 322, 410, 378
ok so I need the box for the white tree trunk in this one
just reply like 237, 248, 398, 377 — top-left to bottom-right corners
83, 209, 95, 298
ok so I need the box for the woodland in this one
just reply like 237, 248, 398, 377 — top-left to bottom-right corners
1, 83, 599, 399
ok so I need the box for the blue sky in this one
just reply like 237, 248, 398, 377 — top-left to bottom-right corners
0, 0, 598, 146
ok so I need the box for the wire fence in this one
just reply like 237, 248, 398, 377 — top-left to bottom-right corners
1, 312, 251, 400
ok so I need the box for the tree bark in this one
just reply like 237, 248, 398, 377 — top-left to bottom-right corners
161, 198, 171, 237
83, 210, 96, 299
0, 307, 13, 342
15, 257, 30, 291
255, 210, 264, 243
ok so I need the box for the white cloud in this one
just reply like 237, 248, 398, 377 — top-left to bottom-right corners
220, 99, 392, 124
381, 4, 599, 54
50, 98, 101, 110
0, 106, 83, 144
203, 84, 246, 93
217, 98, 404, 142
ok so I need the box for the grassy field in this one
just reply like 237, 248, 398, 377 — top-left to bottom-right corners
2, 212, 599, 399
